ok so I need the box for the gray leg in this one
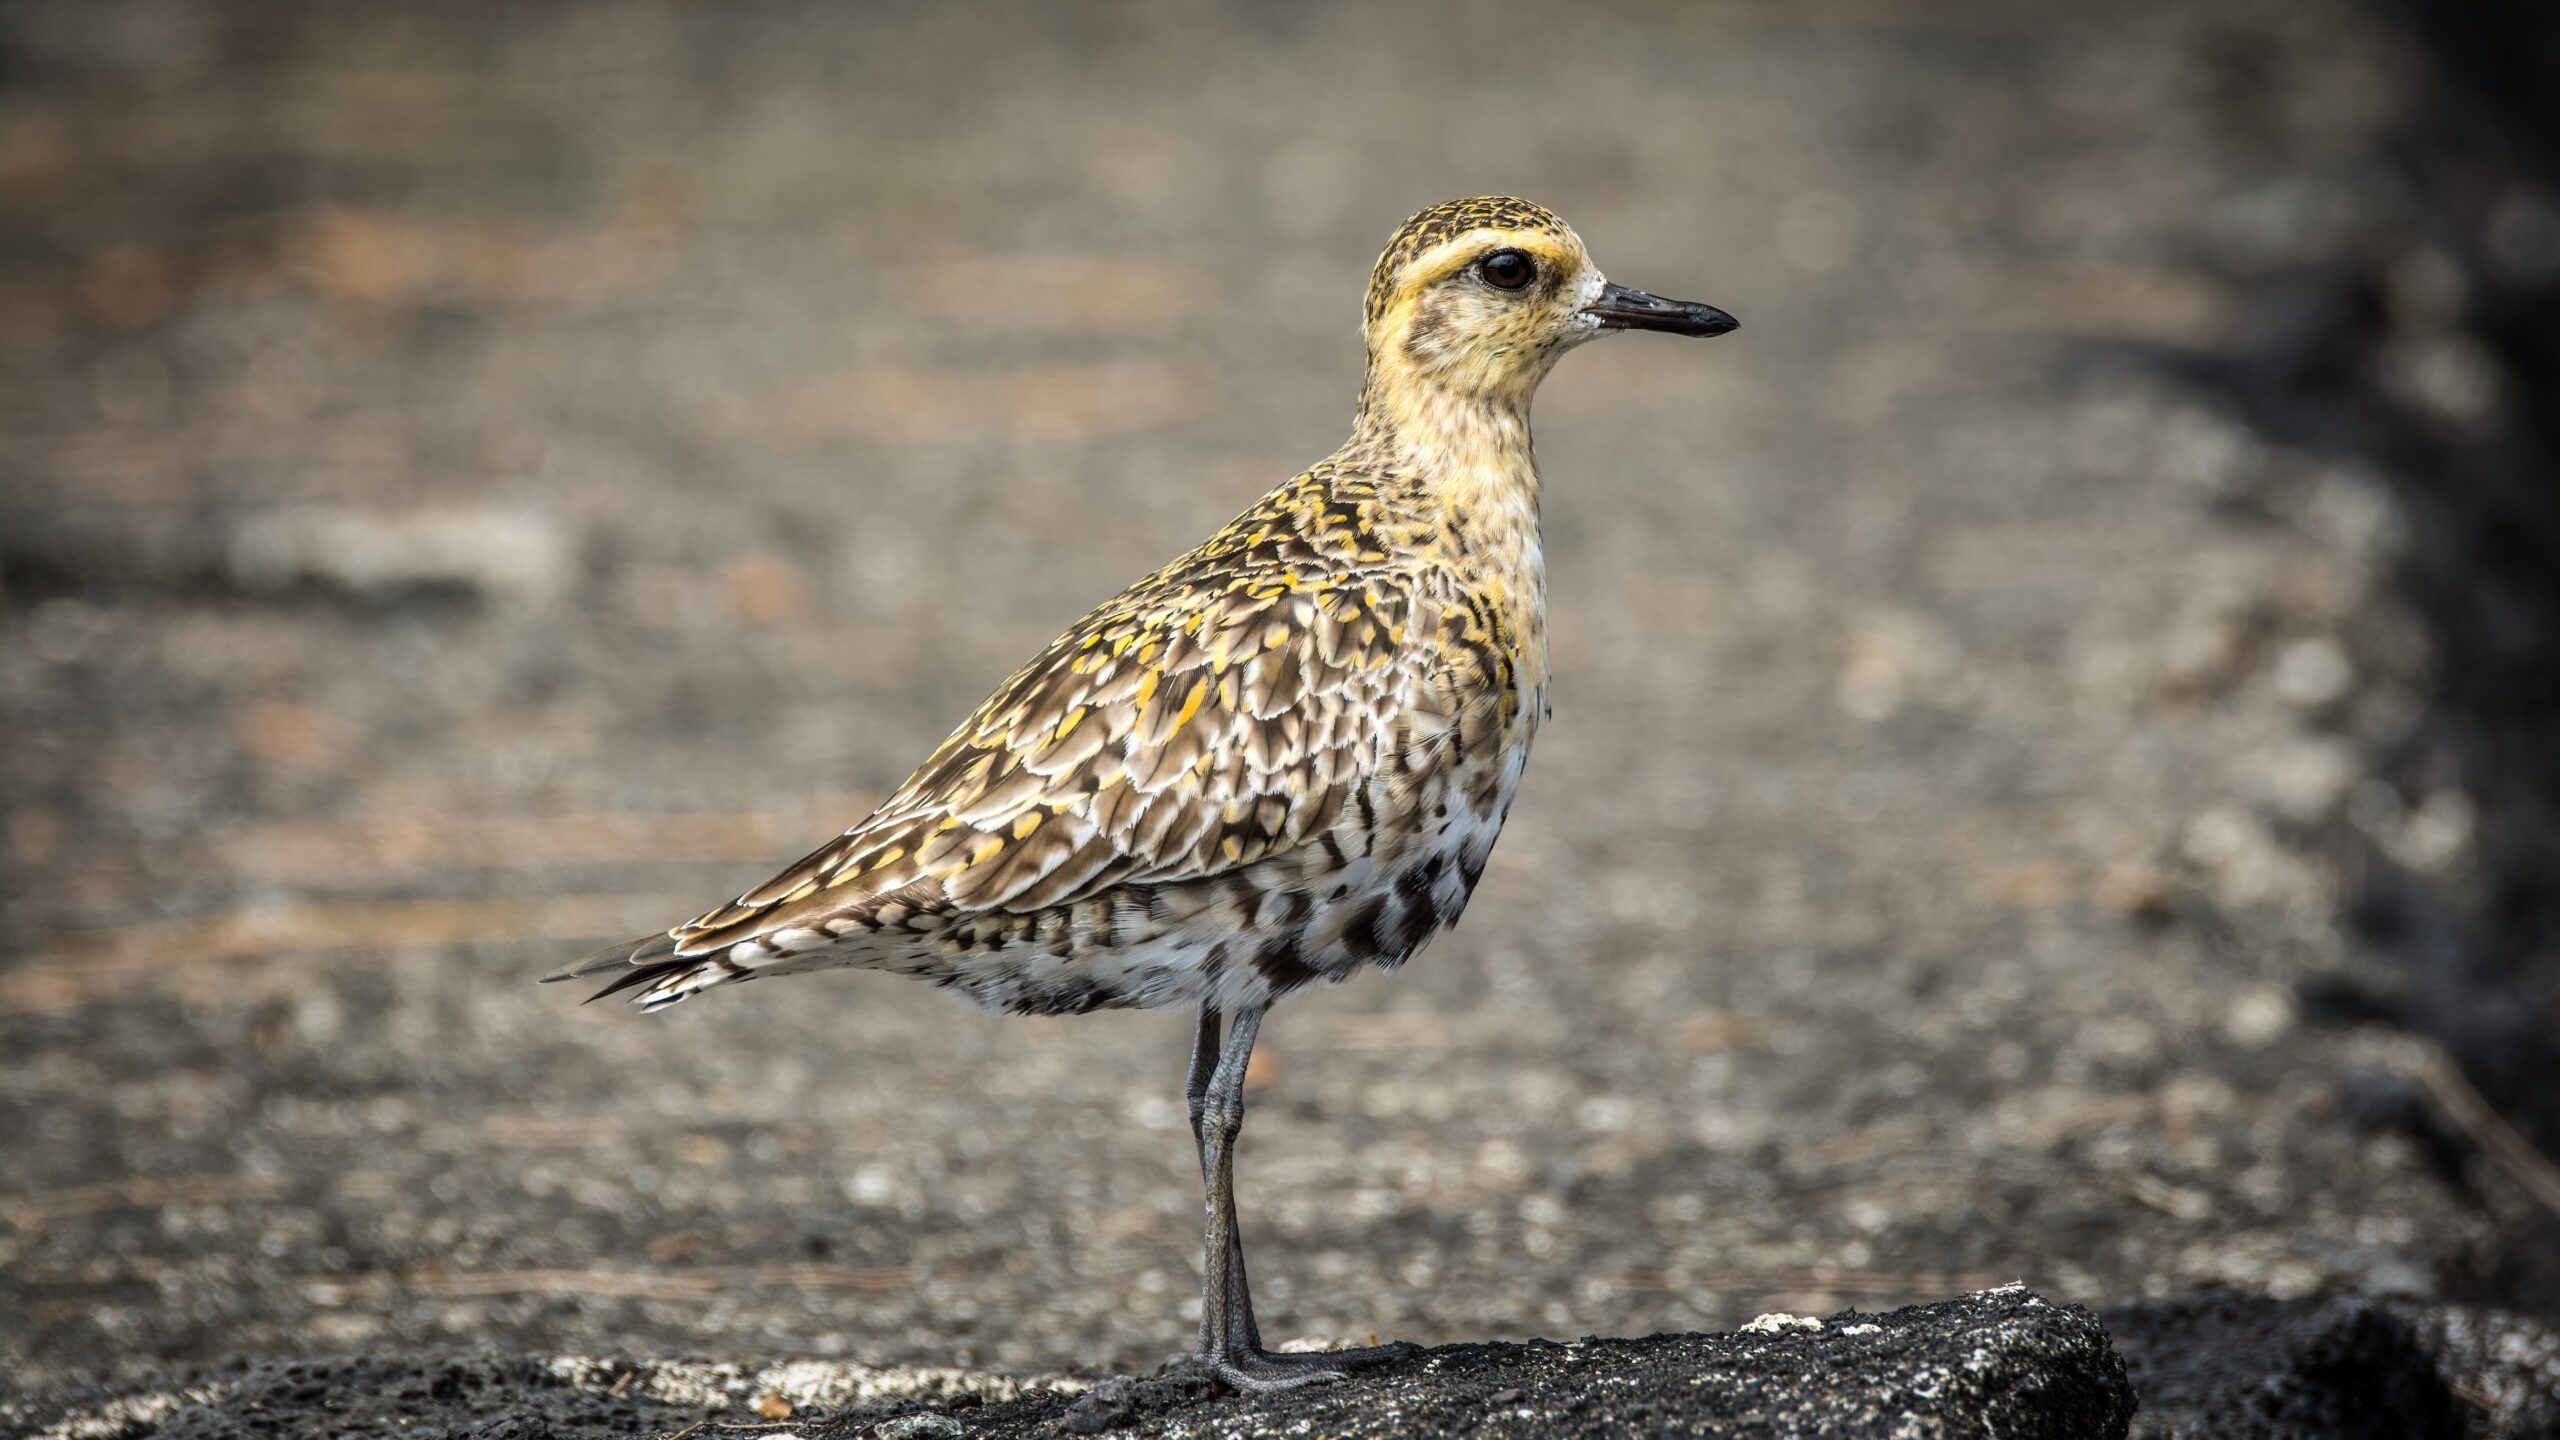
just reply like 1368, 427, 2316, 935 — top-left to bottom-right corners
1186, 1008, 1262, 1354
1184, 1004, 1416, 1392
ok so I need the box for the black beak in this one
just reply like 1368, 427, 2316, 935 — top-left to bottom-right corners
1584, 282, 1738, 337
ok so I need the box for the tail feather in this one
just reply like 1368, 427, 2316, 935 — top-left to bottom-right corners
544, 930, 679, 982
543, 931, 702, 1006
585, 959, 695, 1004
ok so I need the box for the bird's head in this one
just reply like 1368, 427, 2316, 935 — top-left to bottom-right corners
1359, 196, 1736, 417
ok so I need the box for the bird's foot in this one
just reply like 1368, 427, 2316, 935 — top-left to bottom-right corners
1197, 1339, 1419, 1394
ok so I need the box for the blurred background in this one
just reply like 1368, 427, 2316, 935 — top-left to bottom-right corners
3, 0, 2558, 1396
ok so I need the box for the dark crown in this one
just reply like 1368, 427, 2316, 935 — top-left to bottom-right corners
1363, 196, 1570, 328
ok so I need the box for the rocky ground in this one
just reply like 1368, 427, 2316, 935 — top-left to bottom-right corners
4, 0, 2560, 1435
14, 1289, 2560, 1438
13, 1289, 2143, 1440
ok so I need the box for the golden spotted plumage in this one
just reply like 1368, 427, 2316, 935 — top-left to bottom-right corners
560, 198, 1639, 1016
637, 441, 1546, 1015
548, 195, 1734, 1390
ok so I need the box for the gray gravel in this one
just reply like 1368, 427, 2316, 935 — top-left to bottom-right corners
3, 0, 2556, 1415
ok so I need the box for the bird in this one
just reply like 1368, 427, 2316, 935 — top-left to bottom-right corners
548, 196, 1736, 1392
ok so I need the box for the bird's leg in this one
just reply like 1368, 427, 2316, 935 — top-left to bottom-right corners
1189, 1004, 1283, 1385
1185, 1006, 1249, 1356
1184, 1004, 1222, 1147
1185, 1007, 1262, 1355
1186, 1004, 1415, 1392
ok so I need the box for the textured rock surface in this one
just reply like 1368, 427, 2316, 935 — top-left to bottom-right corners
2106, 1292, 2560, 1440
20, 1291, 2560, 1438
9, 1288, 2134, 1440
2109, 1292, 2464, 1440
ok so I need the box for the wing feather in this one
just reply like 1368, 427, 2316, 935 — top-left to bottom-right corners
657, 533, 1438, 964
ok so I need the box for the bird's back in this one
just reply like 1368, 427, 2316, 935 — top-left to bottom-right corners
562, 443, 1547, 1016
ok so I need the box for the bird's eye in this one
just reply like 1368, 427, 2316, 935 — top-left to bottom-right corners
1479, 249, 1535, 290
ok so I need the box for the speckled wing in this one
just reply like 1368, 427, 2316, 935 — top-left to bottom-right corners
651, 555, 1445, 972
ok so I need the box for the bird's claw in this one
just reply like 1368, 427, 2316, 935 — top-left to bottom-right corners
1197, 1339, 1418, 1394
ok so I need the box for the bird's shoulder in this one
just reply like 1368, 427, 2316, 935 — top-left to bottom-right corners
669, 460, 1466, 954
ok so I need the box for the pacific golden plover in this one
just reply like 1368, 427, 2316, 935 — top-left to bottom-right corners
549, 196, 1736, 1391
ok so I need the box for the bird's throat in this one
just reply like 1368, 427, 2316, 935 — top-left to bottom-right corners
1351, 368, 1545, 545
1343, 370, 1549, 704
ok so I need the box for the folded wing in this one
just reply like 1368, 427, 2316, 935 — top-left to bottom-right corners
653, 562, 1444, 970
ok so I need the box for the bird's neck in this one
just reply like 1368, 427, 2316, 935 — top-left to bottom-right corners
1349, 368, 1544, 562
1344, 366, 1552, 702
